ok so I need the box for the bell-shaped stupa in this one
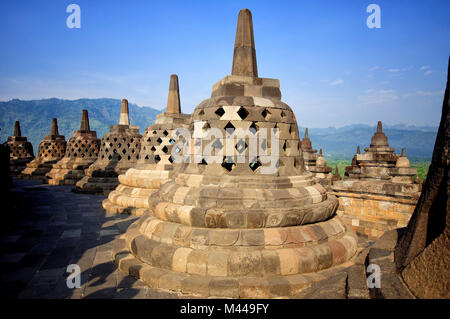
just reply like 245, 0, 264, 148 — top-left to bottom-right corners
112, 9, 357, 298
300, 129, 333, 186
102, 75, 190, 214
74, 99, 142, 194
20, 118, 66, 180
332, 122, 421, 239
46, 110, 100, 185
3, 121, 34, 174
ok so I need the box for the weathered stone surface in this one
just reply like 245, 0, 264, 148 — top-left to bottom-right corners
74, 99, 142, 195
20, 118, 66, 180
102, 75, 190, 214
394, 57, 450, 299
3, 121, 34, 175
332, 121, 421, 239
46, 110, 100, 185
110, 9, 357, 298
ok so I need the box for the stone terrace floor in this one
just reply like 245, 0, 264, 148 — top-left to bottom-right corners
1, 178, 373, 299
0, 178, 178, 299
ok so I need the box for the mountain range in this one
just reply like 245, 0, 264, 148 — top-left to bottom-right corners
0, 98, 438, 160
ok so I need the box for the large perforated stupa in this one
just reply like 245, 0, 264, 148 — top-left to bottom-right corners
112, 9, 358, 298
20, 118, 66, 180
46, 110, 100, 185
74, 99, 142, 194
102, 74, 190, 214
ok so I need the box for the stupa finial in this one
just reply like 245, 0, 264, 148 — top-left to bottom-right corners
319, 148, 323, 156
120, 99, 130, 125
377, 121, 383, 133
14, 121, 21, 137
50, 118, 59, 135
232, 9, 258, 77
357, 145, 361, 154
334, 165, 340, 177
166, 74, 181, 114
305, 128, 309, 138
401, 148, 406, 157
80, 109, 90, 131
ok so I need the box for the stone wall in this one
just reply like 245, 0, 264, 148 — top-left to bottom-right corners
335, 193, 416, 240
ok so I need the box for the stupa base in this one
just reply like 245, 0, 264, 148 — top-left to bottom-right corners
74, 176, 119, 195
112, 215, 358, 298
332, 180, 419, 240
20, 160, 57, 180
9, 158, 32, 175
102, 167, 172, 214
46, 168, 87, 185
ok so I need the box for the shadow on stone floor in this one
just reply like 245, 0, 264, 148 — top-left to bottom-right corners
0, 178, 147, 299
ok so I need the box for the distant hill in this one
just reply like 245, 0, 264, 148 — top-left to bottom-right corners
0, 98, 161, 154
301, 124, 438, 161
0, 98, 438, 160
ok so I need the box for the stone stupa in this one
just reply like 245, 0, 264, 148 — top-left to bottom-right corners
3, 121, 34, 174
74, 99, 142, 194
112, 9, 358, 298
102, 75, 190, 215
20, 118, 66, 180
331, 121, 421, 239
297, 57, 450, 299
46, 110, 100, 185
300, 129, 333, 186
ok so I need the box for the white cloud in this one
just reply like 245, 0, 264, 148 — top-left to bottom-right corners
424, 70, 433, 75
357, 89, 398, 105
420, 65, 430, 70
416, 90, 442, 96
388, 66, 413, 74
329, 79, 344, 86
369, 66, 380, 71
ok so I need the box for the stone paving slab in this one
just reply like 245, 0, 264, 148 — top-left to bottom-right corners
0, 178, 156, 299
1, 178, 373, 299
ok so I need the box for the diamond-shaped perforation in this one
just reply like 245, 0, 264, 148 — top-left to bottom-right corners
237, 107, 249, 120
215, 107, 225, 118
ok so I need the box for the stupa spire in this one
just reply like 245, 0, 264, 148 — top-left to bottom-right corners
232, 9, 258, 77
80, 109, 90, 131
50, 118, 59, 135
305, 127, 309, 138
357, 145, 361, 154
166, 74, 181, 114
119, 99, 130, 125
377, 121, 383, 133
334, 165, 340, 178
401, 148, 406, 157
14, 121, 21, 137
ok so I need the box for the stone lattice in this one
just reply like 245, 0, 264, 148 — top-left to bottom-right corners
3, 121, 34, 174
20, 118, 66, 180
112, 9, 357, 298
331, 121, 421, 239
46, 110, 100, 185
74, 99, 142, 194
102, 75, 190, 214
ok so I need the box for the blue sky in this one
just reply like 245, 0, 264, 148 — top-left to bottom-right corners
0, 0, 449, 128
